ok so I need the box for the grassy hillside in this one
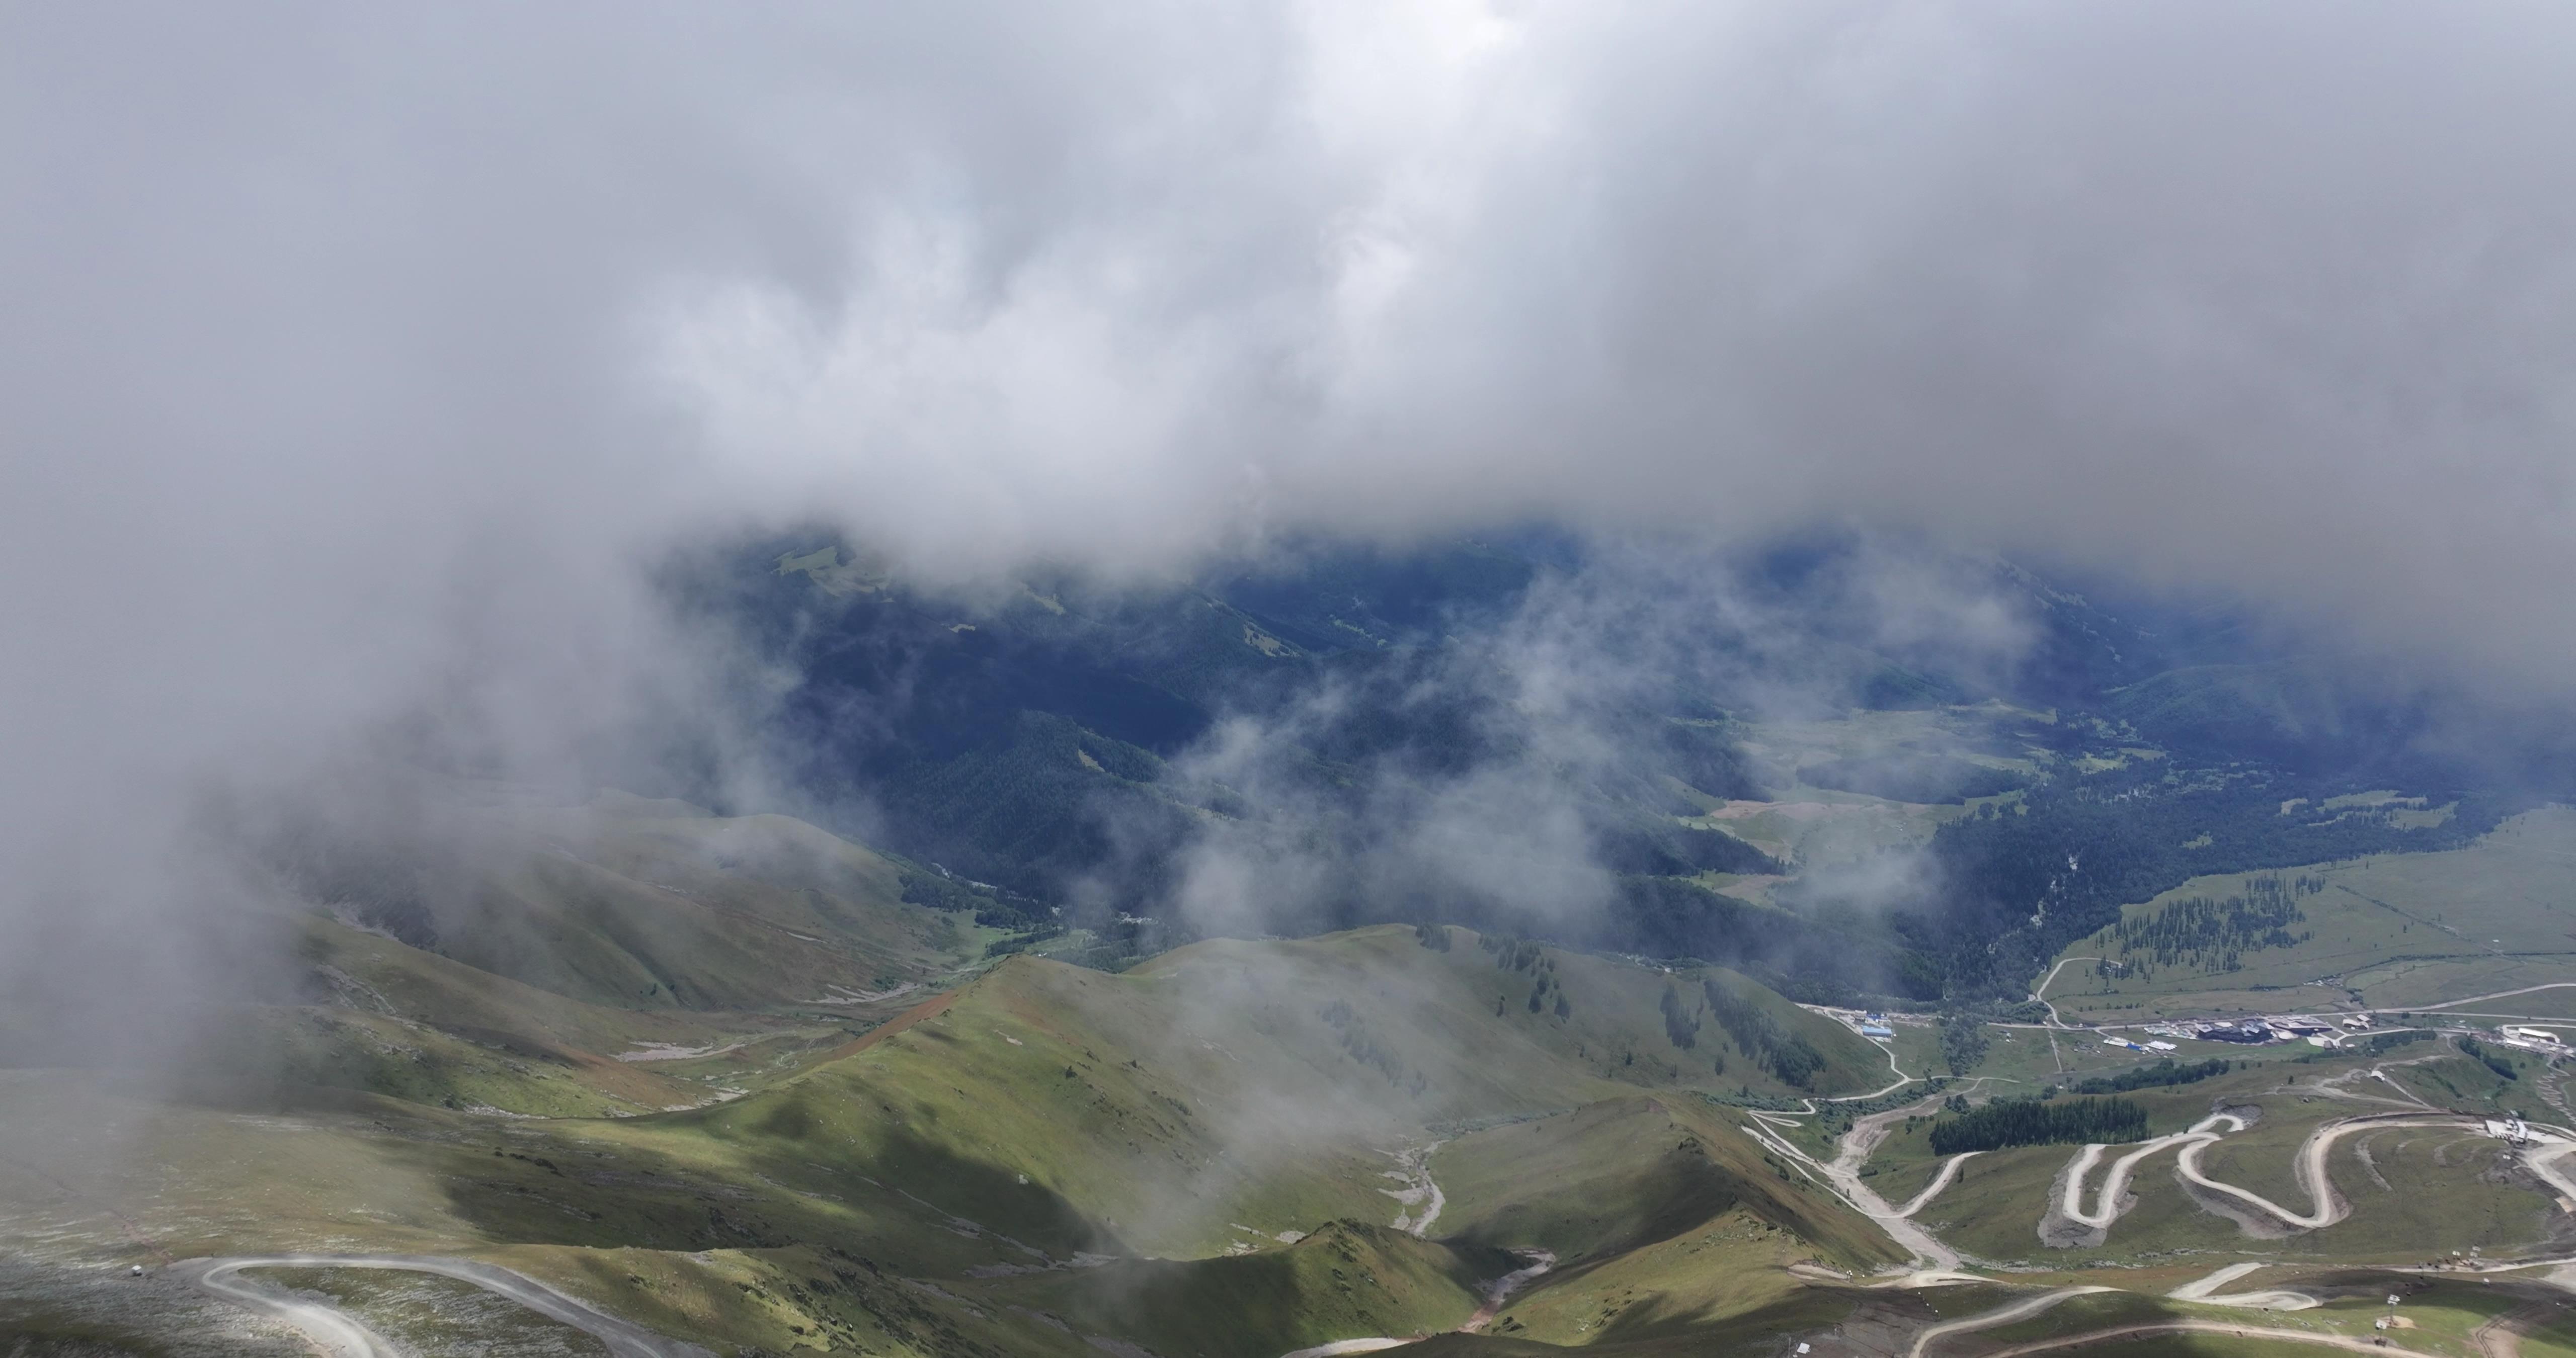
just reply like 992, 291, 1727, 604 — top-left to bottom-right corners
0, 927, 1912, 1357
973, 1222, 1511, 1358
296, 798, 993, 1012
2048, 807, 2576, 1022
1434, 1095, 1900, 1272
1866, 1052, 2559, 1266
656, 926, 1894, 1259
163, 798, 1032, 1118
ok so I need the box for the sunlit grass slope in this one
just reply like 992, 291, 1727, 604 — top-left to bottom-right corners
316, 800, 990, 1011
1434, 1096, 1898, 1274
0, 926, 1908, 1356
2049, 807, 2576, 1022
663, 925, 1894, 1258
974, 1221, 1511, 1358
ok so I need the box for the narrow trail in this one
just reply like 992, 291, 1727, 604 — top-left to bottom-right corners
174, 1255, 712, 1358
2470, 1299, 2558, 1358
2166, 1260, 2319, 1311
1963, 1319, 2446, 1358
1382, 1140, 1448, 1237
2412, 983, 2576, 1013
1277, 1151, 1553, 1358
185, 1260, 390, 1358
1889, 1155, 1982, 1218
1906, 1286, 2115, 1358
1905, 1249, 2576, 1358
2029, 958, 2105, 1029
1459, 1250, 1558, 1333
1733, 1042, 1969, 1272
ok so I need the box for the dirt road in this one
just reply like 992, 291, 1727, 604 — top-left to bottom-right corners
2057, 1113, 2248, 1230
174, 1254, 712, 1358
1913, 1285, 2446, 1358
2055, 1112, 2481, 1237
1972, 1319, 2443, 1358
2166, 1260, 2319, 1311
1906, 1286, 2115, 1358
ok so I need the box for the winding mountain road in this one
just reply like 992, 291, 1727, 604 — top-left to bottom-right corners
2166, 1260, 2319, 1311
1906, 1286, 2116, 1358
2057, 1113, 2482, 1235
1740, 1082, 1967, 1271
173, 1254, 712, 1358
2029, 958, 2104, 1028
2057, 1113, 2248, 1229
1959, 1319, 2444, 1358
1889, 1154, 1982, 1218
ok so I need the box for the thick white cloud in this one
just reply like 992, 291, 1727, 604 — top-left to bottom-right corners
662, 2, 2576, 678
4, 1, 2574, 1043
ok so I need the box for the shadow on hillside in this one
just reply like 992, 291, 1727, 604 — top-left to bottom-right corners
365, 1102, 1112, 1262
980, 1222, 1514, 1358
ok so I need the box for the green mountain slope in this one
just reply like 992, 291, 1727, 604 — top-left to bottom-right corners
664, 925, 1892, 1260
1433, 1096, 1892, 1271
294, 799, 988, 1010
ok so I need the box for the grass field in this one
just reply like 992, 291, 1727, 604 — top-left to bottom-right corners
1675, 703, 2051, 871
2047, 809, 2576, 1024
1858, 1053, 2567, 1267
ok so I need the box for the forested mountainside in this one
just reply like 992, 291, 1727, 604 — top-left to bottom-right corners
679, 533, 2560, 1007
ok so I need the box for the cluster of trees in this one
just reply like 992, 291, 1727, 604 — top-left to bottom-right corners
1480, 935, 1570, 1016
2068, 1058, 2231, 1094
2104, 875, 2315, 975
1908, 768, 2519, 1001
1318, 999, 1411, 1088
1661, 985, 1701, 1049
2457, 1036, 2519, 1081
1701, 976, 1826, 1087
979, 924, 1066, 958
1940, 1010, 1990, 1075
1927, 1095, 2150, 1154
898, 869, 1055, 931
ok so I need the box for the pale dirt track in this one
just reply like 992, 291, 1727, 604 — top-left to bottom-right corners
1891, 1154, 1983, 1217
1907, 1286, 2116, 1358
1963, 1319, 2446, 1358
2058, 1113, 2485, 1236
2469, 1300, 2560, 1358
2057, 1114, 2248, 1229
174, 1254, 712, 1358
1277, 1145, 1555, 1358
1732, 1038, 1978, 1272
2166, 1260, 2320, 1311
1272, 1249, 1555, 1358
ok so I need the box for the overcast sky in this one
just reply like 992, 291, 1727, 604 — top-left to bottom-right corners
5, 2, 2575, 988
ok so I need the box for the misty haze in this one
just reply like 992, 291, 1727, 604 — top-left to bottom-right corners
7, 4, 2576, 1356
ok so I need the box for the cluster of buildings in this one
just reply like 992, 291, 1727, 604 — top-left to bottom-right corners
2492, 1025, 2566, 1051
2183, 1014, 2365, 1046
1805, 1005, 1903, 1039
